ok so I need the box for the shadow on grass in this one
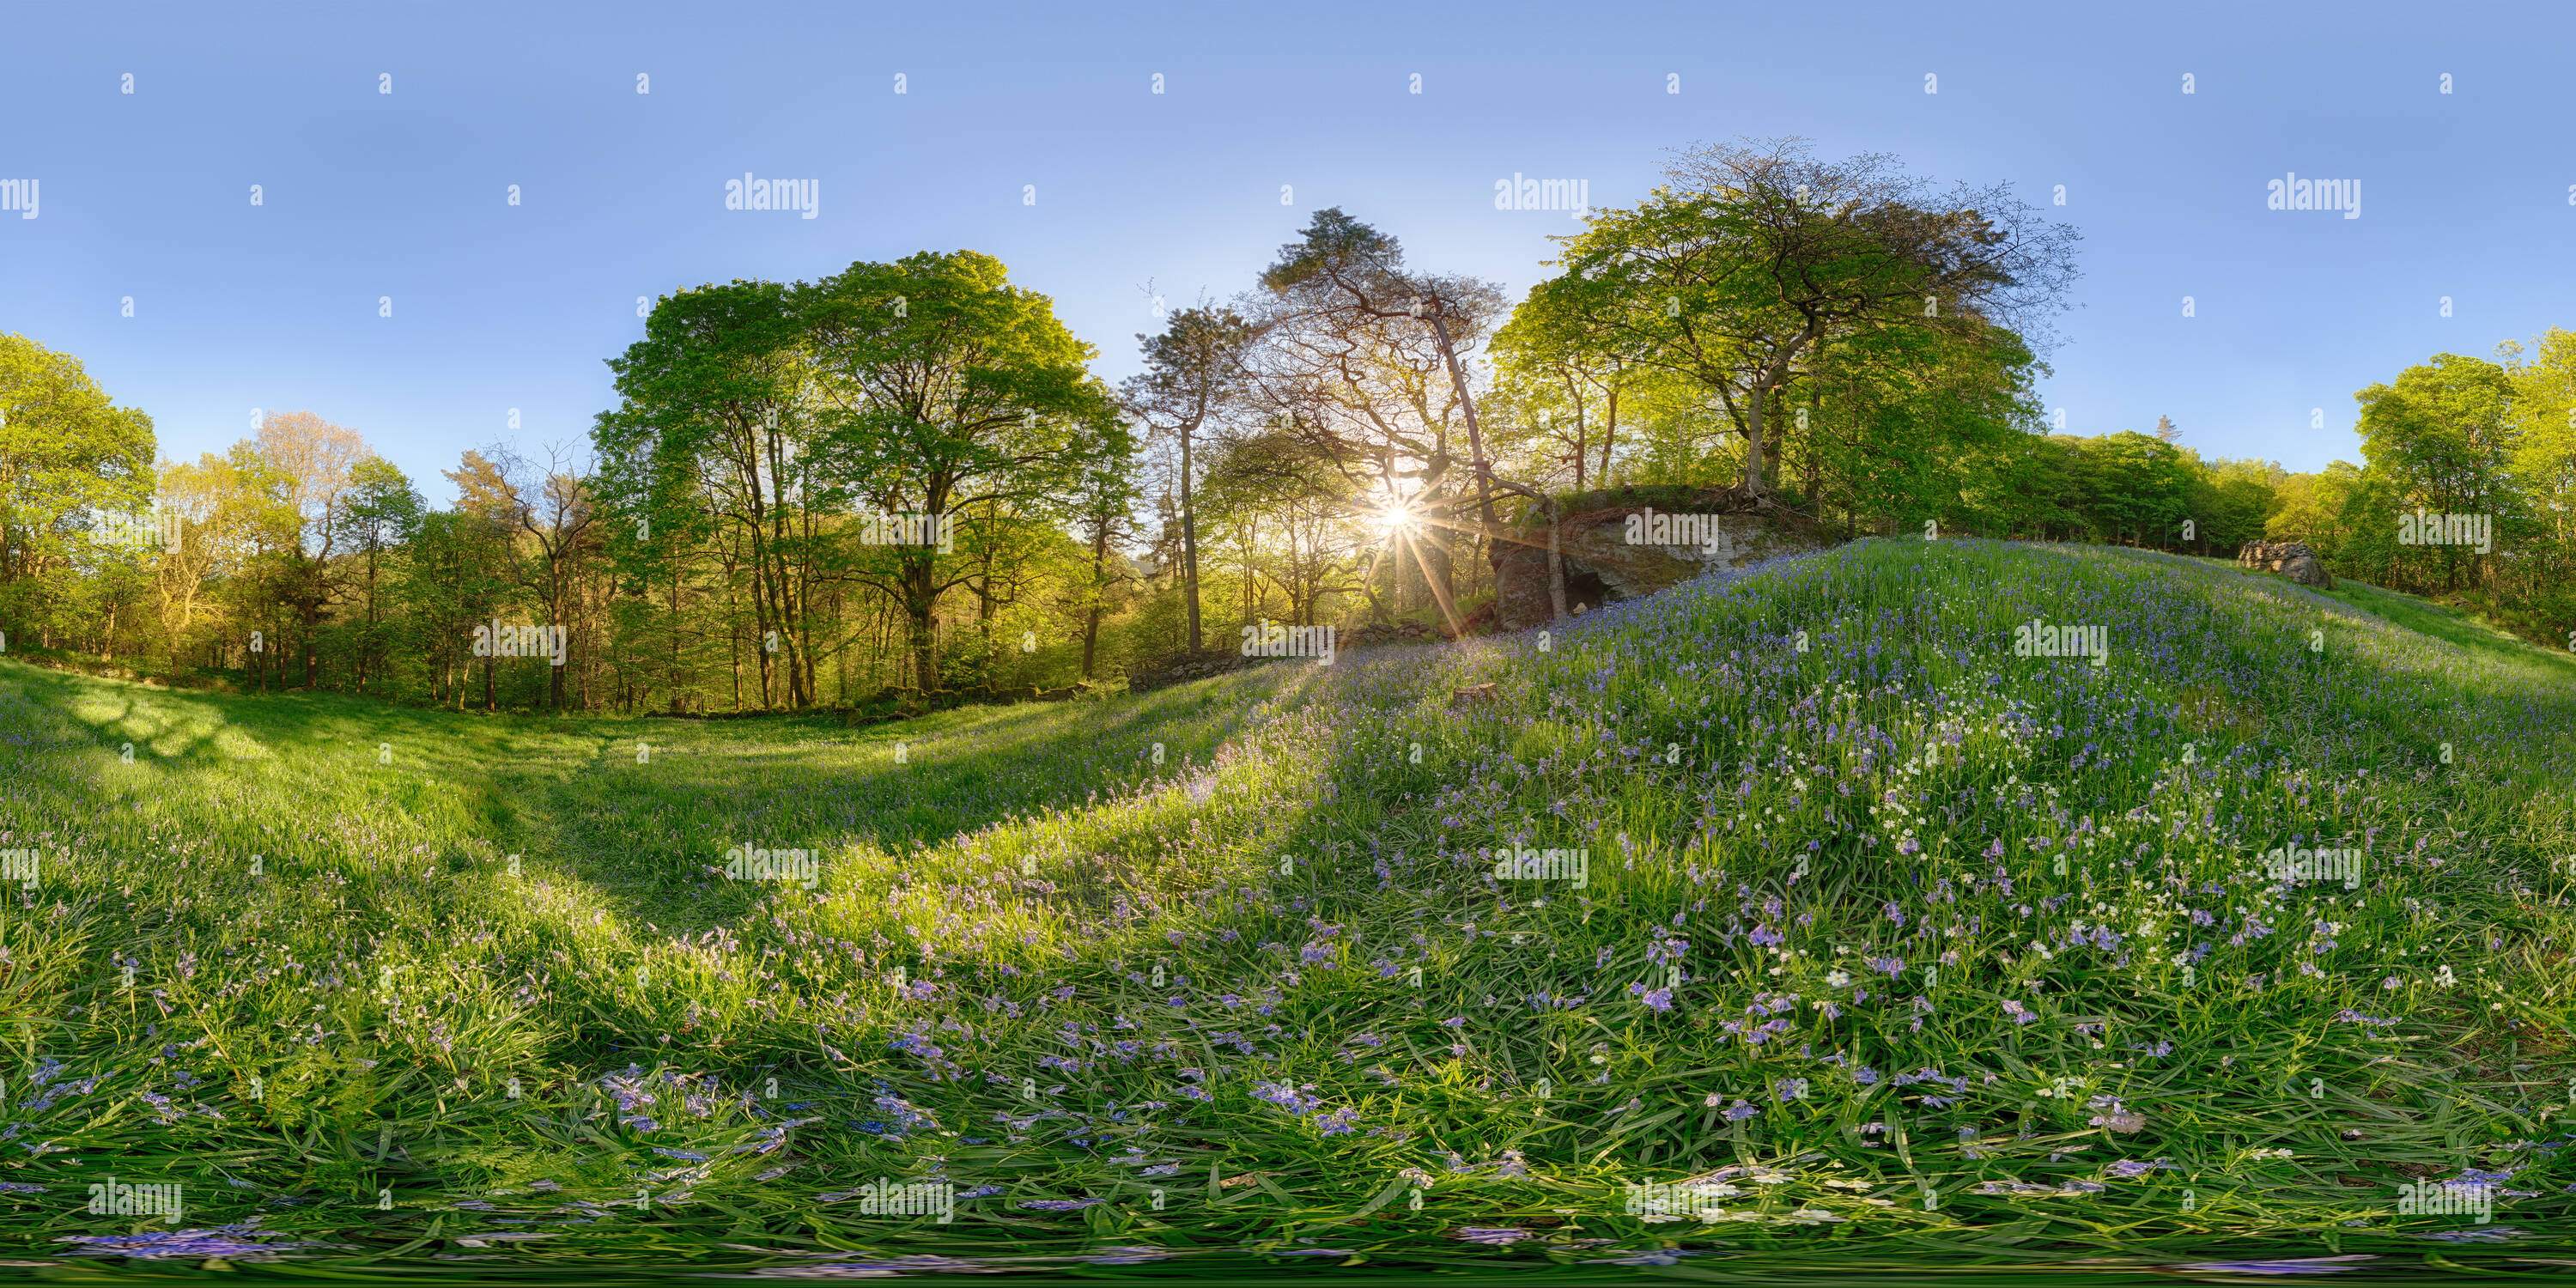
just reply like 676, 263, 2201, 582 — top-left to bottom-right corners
490, 670, 1318, 933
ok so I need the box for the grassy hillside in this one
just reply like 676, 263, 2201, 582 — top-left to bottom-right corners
2183, 553, 2576, 680
3, 538, 2574, 1277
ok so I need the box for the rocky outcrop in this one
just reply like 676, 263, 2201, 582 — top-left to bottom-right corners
2238, 539, 2336, 589
1490, 489, 1831, 629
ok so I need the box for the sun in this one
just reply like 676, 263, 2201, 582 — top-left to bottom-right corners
1365, 501, 1417, 538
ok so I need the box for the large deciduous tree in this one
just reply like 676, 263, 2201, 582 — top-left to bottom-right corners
1249, 208, 1524, 630
1521, 137, 2079, 500
2354, 353, 2520, 592
598, 280, 822, 707
798, 251, 1125, 695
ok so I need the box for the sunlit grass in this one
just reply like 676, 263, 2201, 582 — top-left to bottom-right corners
2, 538, 2573, 1274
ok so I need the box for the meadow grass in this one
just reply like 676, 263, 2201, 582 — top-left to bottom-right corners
3, 538, 2574, 1279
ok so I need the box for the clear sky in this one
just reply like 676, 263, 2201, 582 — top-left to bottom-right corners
4, 0, 2571, 503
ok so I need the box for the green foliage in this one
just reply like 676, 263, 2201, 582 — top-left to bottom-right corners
1516, 140, 2077, 498
0, 331, 155, 638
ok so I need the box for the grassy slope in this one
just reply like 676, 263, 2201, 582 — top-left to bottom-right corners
2317, 581, 2576, 680
3, 538, 2574, 1276
2181, 553, 2576, 680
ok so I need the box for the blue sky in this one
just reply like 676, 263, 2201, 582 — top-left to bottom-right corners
4, 0, 2571, 503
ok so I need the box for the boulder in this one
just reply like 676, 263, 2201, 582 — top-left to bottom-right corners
2237, 539, 2336, 589
2278, 554, 2332, 588
1490, 489, 1830, 629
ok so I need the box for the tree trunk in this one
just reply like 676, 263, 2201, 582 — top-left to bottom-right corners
1180, 420, 1203, 653
1427, 312, 1498, 629
1082, 515, 1111, 678
903, 544, 942, 694
1744, 384, 1770, 496
1601, 386, 1619, 483
361, 550, 379, 694
1415, 525, 1462, 635
1546, 499, 1568, 621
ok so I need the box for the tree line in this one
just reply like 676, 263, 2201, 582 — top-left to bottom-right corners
4, 138, 2570, 710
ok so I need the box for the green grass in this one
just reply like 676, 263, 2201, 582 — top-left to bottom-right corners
2181, 554, 2576, 679
2316, 582, 2576, 682
4, 538, 2576, 1279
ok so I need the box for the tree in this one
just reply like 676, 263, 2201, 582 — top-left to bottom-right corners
1792, 309, 2044, 537
2269, 461, 2366, 550
337, 456, 422, 693
1249, 208, 1524, 629
1488, 307, 1640, 491
2071, 431, 2193, 546
0, 332, 155, 647
944, 499, 1078, 693
1121, 305, 1256, 653
1522, 137, 2079, 499
598, 280, 823, 707
2184, 454, 2281, 556
441, 449, 534, 710
797, 251, 1125, 695
1065, 460, 1144, 679
483, 443, 599, 712
2500, 329, 2576, 612
1201, 428, 1369, 628
255, 410, 367, 687
401, 474, 518, 711
2354, 354, 2518, 591
210, 440, 303, 690
153, 449, 289, 671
